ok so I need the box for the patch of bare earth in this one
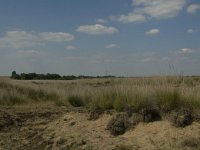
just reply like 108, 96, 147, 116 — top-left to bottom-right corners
0, 106, 67, 150
0, 107, 200, 150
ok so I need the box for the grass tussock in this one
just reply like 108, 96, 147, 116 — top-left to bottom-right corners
156, 89, 182, 112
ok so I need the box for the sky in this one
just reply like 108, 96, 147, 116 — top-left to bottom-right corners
0, 0, 200, 76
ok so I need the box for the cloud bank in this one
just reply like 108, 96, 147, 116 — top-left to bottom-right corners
112, 0, 187, 23
0, 31, 74, 49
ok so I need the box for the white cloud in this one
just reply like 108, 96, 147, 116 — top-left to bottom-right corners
17, 50, 42, 57
105, 44, 118, 49
76, 24, 118, 35
96, 19, 107, 24
145, 29, 160, 35
111, 13, 146, 23
187, 4, 200, 14
0, 30, 74, 49
187, 29, 198, 33
66, 45, 76, 50
39, 32, 74, 42
0, 31, 39, 49
133, 0, 186, 19
112, 0, 187, 23
180, 48, 194, 53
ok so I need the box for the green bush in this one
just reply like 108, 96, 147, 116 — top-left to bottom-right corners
68, 95, 84, 107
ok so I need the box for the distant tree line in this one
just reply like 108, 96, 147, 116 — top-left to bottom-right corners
11, 71, 115, 80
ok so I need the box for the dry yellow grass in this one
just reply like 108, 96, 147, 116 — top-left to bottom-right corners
45, 111, 200, 150
0, 76, 200, 112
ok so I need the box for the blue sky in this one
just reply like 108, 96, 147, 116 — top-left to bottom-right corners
0, 0, 200, 76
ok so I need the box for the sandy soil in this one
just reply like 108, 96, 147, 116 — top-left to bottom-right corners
0, 107, 200, 150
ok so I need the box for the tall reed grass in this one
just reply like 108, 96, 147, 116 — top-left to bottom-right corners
0, 76, 199, 113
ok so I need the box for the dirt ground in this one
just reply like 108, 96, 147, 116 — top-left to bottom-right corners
0, 106, 200, 150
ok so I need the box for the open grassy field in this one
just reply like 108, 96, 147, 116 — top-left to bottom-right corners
1, 76, 200, 111
0, 76, 200, 149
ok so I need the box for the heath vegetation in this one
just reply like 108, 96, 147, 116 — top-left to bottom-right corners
1, 75, 200, 113
0, 76, 200, 149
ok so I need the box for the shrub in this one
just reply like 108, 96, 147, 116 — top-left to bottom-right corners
170, 107, 193, 127
129, 113, 143, 126
68, 95, 84, 107
88, 107, 104, 121
140, 107, 161, 123
107, 113, 130, 136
